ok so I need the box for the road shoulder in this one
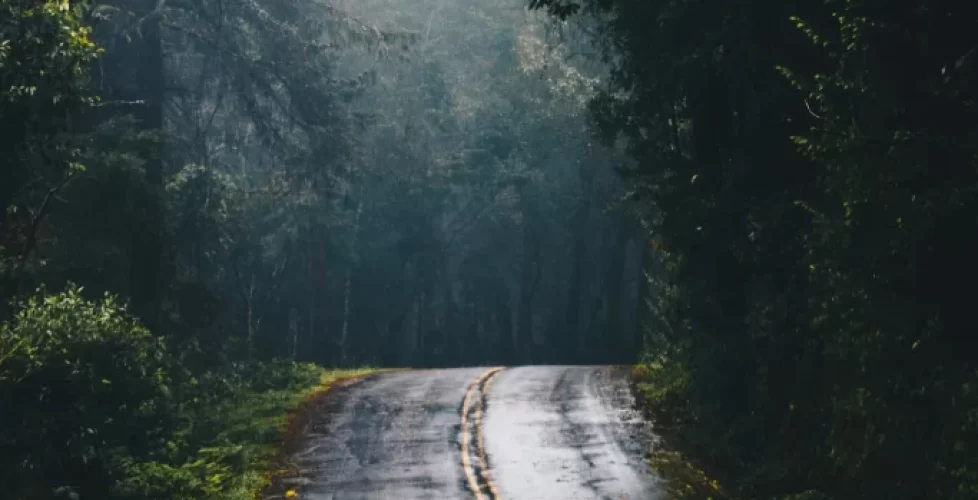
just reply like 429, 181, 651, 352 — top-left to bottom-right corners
259, 368, 386, 500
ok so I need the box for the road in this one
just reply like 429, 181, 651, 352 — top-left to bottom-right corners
274, 366, 662, 500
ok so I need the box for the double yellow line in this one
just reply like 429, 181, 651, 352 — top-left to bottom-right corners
460, 367, 504, 500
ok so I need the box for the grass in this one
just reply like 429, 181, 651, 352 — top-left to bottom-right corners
251, 366, 393, 500
165, 364, 382, 500
242, 366, 381, 499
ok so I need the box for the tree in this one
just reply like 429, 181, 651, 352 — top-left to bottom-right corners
531, 0, 978, 496
0, 0, 101, 303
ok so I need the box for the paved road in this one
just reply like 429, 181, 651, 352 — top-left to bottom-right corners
275, 366, 662, 500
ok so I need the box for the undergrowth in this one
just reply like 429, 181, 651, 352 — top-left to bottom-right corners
630, 359, 728, 500
0, 285, 376, 499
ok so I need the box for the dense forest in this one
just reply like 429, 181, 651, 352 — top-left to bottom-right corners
1, 0, 634, 497
532, 0, 978, 498
2, 0, 640, 369
2, 0, 978, 498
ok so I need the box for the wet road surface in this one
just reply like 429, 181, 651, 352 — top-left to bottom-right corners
277, 366, 662, 500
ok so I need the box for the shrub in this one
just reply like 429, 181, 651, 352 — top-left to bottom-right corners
0, 285, 172, 499
0, 284, 366, 499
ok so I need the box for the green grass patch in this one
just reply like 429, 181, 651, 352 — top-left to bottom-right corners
114, 363, 381, 500
197, 365, 379, 500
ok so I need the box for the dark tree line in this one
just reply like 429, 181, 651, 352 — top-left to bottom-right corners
533, 0, 978, 498
3, 0, 643, 381
2, 2, 648, 492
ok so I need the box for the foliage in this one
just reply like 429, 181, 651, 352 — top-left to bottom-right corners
0, 0, 99, 108
153, 0, 636, 368
5, 0, 637, 373
1, 0, 641, 497
0, 285, 171, 499
0, 0, 102, 292
532, 0, 978, 498
0, 285, 373, 499
114, 362, 372, 500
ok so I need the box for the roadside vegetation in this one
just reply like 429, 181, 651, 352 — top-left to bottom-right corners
630, 361, 726, 500
1, 2, 383, 498
526, 0, 978, 498
0, 285, 373, 499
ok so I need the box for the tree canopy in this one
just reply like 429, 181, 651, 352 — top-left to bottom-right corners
530, 0, 978, 497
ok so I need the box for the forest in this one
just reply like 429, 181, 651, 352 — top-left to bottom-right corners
2, 0, 977, 498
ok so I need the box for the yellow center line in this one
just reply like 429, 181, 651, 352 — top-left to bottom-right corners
460, 367, 504, 500
475, 369, 502, 498
460, 383, 482, 500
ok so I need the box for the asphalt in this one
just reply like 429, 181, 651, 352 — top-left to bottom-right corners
275, 366, 662, 500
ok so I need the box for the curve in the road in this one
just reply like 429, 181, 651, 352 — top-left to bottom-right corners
482, 366, 661, 499
274, 366, 660, 500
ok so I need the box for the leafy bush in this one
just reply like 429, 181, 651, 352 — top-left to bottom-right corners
0, 285, 372, 499
632, 353, 690, 427
0, 285, 172, 499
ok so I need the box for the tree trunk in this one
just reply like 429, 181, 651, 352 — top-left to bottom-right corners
245, 274, 256, 360
495, 284, 515, 364
100, 1, 165, 331
564, 163, 593, 363
417, 268, 436, 366
634, 233, 654, 356
604, 218, 629, 363
439, 259, 457, 366
306, 238, 317, 363
339, 196, 364, 364
288, 305, 299, 360
517, 193, 541, 365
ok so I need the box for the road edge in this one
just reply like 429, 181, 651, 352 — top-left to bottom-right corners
257, 368, 392, 500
